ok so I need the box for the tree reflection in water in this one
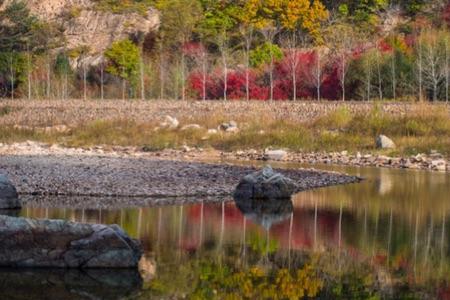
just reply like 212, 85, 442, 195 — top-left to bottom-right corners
11, 166, 450, 299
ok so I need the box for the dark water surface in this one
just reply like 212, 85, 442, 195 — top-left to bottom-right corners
4, 164, 450, 299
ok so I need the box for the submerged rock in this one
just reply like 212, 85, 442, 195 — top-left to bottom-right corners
233, 166, 297, 199
0, 175, 20, 209
376, 135, 396, 149
0, 215, 142, 268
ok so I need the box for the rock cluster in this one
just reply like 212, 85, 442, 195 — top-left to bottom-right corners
234, 166, 298, 199
0, 175, 20, 209
0, 215, 142, 268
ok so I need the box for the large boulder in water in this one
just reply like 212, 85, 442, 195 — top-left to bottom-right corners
233, 166, 297, 199
0, 215, 142, 268
0, 175, 21, 209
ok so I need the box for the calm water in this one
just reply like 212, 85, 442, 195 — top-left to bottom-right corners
3, 164, 450, 299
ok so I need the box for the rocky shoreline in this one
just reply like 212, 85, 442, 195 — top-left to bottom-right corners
0, 142, 362, 207
1, 141, 449, 172
222, 149, 450, 172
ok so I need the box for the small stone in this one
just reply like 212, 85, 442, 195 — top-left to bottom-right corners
264, 149, 288, 161
431, 160, 447, 172
181, 145, 192, 152
225, 127, 239, 133
207, 129, 218, 135
376, 135, 396, 149
160, 115, 179, 129
181, 124, 202, 131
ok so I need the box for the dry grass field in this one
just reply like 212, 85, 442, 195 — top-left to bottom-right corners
1, 99, 449, 157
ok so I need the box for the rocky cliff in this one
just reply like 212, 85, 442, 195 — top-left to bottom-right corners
0, 0, 159, 67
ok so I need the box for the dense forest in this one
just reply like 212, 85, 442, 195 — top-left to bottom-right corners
1, 0, 450, 101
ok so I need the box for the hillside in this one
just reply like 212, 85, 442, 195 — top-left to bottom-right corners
0, 0, 159, 67
0, 0, 450, 101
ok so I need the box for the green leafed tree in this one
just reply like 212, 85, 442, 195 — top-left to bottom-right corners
105, 39, 141, 98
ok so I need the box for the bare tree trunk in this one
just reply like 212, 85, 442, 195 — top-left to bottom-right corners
377, 50, 382, 101
122, 77, 126, 101
181, 51, 186, 101
269, 46, 274, 101
100, 63, 104, 100
418, 36, 423, 102
46, 55, 51, 99
366, 56, 371, 101
245, 33, 252, 101
391, 51, 396, 100
316, 50, 321, 101
27, 44, 32, 100
446, 39, 449, 103
140, 55, 145, 100
341, 54, 346, 101
83, 63, 87, 101
159, 42, 165, 100
221, 42, 228, 101
202, 51, 207, 101
292, 67, 297, 101
9, 53, 14, 100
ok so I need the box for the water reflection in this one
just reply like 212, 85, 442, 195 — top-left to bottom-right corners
7, 166, 450, 299
0, 268, 142, 300
234, 196, 293, 230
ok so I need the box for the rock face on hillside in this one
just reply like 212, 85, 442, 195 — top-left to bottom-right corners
0, 215, 142, 268
0, 0, 159, 67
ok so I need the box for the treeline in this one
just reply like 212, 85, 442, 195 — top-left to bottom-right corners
2, 0, 450, 102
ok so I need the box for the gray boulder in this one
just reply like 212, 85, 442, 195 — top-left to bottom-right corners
0, 175, 20, 209
376, 135, 396, 149
0, 215, 142, 268
233, 166, 297, 199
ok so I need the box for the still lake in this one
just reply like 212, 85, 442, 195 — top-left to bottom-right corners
2, 163, 449, 299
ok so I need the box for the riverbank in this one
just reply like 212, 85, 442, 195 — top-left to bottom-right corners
1, 141, 448, 173
0, 144, 361, 207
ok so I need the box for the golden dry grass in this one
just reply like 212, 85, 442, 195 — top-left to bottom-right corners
0, 100, 449, 156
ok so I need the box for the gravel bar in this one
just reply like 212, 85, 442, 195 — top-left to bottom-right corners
0, 155, 361, 207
